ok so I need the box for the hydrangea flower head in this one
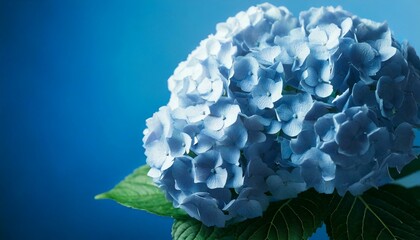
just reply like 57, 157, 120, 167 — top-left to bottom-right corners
143, 3, 420, 227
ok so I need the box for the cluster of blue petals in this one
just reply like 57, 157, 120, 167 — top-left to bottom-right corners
143, 4, 420, 227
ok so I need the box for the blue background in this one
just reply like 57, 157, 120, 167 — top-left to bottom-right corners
1, 0, 419, 239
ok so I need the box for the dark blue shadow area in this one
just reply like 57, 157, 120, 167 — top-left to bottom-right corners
0, 0, 419, 239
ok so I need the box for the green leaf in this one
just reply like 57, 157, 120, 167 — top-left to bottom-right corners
409, 186, 420, 206
172, 189, 329, 240
95, 164, 187, 219
325, 184, 420, 240
390, 157, 420, 180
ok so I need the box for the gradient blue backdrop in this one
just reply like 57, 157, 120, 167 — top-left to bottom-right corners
1, 0, 419, 239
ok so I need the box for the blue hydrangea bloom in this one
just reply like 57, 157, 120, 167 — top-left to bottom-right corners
143, 3, 420, 226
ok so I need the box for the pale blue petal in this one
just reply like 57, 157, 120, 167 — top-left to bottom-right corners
302, 67, 319, 87
254, 46, 281, 64
204, 116, 224, 131
219, 146, 240, 164
226, 164, 244, 188
180, 193, 227, 227
290, 129, 316, 154
393, 122, 414, 153
276, 103, 294, 122
207, 168, 228, 189
236, 199, 263, 218
283, 119, 302, 137
336, 121, 370, 156
315, 83, 333, 98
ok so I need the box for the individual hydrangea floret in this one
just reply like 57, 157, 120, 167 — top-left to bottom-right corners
143, 3, 420, 227
276, 92, 313, 137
